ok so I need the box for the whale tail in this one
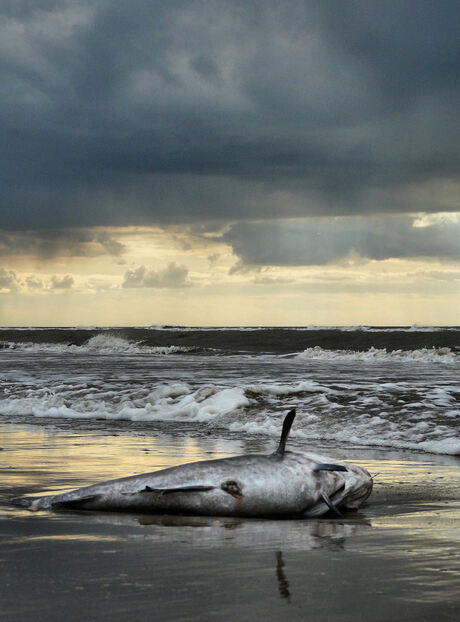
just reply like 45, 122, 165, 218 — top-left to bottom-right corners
11, 497, 32, 508
273, 409, 296, 457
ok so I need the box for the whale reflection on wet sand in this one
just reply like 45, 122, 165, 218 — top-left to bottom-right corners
275, 551, 291, 601
69, 511, 372, 551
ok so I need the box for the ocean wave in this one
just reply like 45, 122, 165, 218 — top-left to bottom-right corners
146, 325, 459, 332
0, 334, 197, 355
302, 324, 459, 332
292, 346, 457, 363
1, 326, 459, 357
0, 384, 250, 424
0, 324, 458, 331
1, 378, 458, 456
3, 337, 457, 364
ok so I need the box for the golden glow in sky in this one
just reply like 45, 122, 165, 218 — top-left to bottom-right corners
1, 221, 459, 326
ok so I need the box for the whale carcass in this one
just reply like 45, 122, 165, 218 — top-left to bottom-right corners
16, 410, 373, 517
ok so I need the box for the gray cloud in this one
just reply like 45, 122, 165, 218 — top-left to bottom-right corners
0, 1, 459, 231
96, 232, 125, 257
50, 275, 74, 289
224, 216, 460, 266
253, 274, 293, 285
0, 268, 19, 291
1, 270, 76, 293
207, 253, 221, 266
25, 275, 45, 290
122, 263, 190, 288
420, 270, 460, 281
0, 229, 126, 259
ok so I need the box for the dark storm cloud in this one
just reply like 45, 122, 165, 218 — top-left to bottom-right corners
0, 0, 459, 231
224, 216, 460, 266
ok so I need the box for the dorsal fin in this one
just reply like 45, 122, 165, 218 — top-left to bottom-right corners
273, 409, 296, 456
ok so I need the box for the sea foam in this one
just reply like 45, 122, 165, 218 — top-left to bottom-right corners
1, 378, 458, 455
292, 346, 457, 363
0, 334, 195, 355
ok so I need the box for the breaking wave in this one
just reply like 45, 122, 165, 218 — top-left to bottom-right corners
1, 326, 458, 457
2, 336, 457, 364
292, 346, 457, 364
1, 326, 459, 356
1, 379, 458, 456
0, 334, 196, 355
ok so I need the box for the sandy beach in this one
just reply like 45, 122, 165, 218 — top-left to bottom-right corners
1, 424, 459, 622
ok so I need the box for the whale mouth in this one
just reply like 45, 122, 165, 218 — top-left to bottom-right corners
303, 470, 372, 518
342, 478, 374, 510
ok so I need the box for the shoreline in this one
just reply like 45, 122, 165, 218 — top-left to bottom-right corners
2, 413, 459, 461
1, 423, 459, 621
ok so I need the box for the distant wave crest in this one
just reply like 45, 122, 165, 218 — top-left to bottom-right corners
292, 346, 457, 364
0, 334, 196, 355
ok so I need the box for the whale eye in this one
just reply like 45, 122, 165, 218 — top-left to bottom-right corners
221, 480, 243, 499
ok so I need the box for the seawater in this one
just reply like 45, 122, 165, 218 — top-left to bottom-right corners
0, 327, 459, 456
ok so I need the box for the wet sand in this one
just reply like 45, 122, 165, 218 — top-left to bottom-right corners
1, 425, 459, 621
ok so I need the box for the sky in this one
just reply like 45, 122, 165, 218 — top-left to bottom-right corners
1, 0, 459, 326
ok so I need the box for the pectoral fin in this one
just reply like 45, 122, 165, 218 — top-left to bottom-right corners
304, 483, 346, 518
320, 492, 343, 517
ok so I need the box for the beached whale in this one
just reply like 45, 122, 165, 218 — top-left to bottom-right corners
15, 410, 372, 517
